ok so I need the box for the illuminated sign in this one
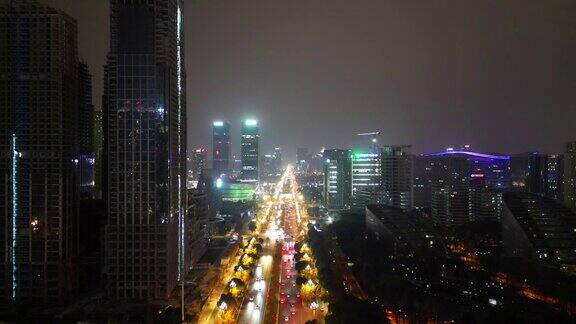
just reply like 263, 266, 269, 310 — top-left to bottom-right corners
213, 121, 224, 127
245, 119, 258, 126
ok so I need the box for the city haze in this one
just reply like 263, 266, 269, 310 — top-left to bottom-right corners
43, 0, 576, 159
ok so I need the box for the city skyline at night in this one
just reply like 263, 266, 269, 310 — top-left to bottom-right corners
2, 0, 576, 323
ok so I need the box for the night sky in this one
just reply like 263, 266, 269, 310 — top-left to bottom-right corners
43, 0, 576, 160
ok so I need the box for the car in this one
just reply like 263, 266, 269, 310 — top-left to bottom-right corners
291, 308, 296, 315
284, 316, 289, 322
249, 296, 254, 302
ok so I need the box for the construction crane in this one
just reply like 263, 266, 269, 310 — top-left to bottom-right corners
357, 131, 380, 144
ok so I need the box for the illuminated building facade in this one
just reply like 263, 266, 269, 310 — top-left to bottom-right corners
420, 148, 510, 226
240, 119, 260, 182
103, 0, 187, 299
212, 121, 231, 174
0, 2, 87, 302
351, 152, 381, 196
323, 149, 352, 210
350, 151, 382, 209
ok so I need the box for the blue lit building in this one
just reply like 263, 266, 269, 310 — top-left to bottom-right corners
415, 148, 510, 226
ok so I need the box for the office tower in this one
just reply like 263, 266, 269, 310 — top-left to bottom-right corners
103, 0, 187, 299
381, 145, 413, 210
502, 192, 576, 270
413, 156, 433, 211
511, 153, 564, 200
273, 147, 282, 175
190, 148, 207, 183
323, 149, 352, 210
261, 148, 282, 180
0, 2, 84, 302
351, 151, 381, 196
422, 148, 510, 226
212, 121, 231, 174
240, 119, 260, 182
309, 151, 324, 174
261, 154, 275, 180
351, 151, 383, 209
565, 142, 576, 211
468, 185, 503, 221
186, 188, 208, 266
546, 155, 564, 201
78, 61, 96, 199
94, 111, 104, 199
296, 147, 310, 174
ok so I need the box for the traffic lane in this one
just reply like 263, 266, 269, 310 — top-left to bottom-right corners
238, 219, 277, 323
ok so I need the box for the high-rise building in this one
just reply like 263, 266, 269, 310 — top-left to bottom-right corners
511, 153, 564, 200
94, 111, 104, 199
564, 142, 576, 211
261, 147, 282, 180
420, 148, 510, 226
212, 121, 231, 174
186, 188, 208, 267
381, 145, 413, 210
468, 185, 503, 222
103, 0, 187, 299
190, 148, 207, 184
240, 119, 259, 182
351, 151, 381, 197
78, 61, 95, 199
350, 151, 383, 209
273, 147, 282, 175
1, 2, 87, 302
296, 147, 310, 174
323, 149, 352, 210
261, 154, 275, 180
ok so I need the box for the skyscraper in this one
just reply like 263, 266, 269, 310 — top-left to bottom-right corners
190, 148, 207, 183
103, 0, 187, 299
381, 145, 413, 210
1, 2, 87, 302
241, 119, 260, 182
78, 61, 95, 199
564, 142, 576, 212
296, 147, 310, 174
273, 147, 282, 175
323, 149, 352, 210
94, 111, 104, 199
212, 121, 231, 174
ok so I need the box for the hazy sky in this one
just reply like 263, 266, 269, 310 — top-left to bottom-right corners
43, 0, 576, 160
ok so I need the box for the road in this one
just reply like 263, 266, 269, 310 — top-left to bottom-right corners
277, 190, 322, 323
197, 165, 324, 324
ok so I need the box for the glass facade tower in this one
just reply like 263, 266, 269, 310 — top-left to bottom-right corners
103, 0, 187, 299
